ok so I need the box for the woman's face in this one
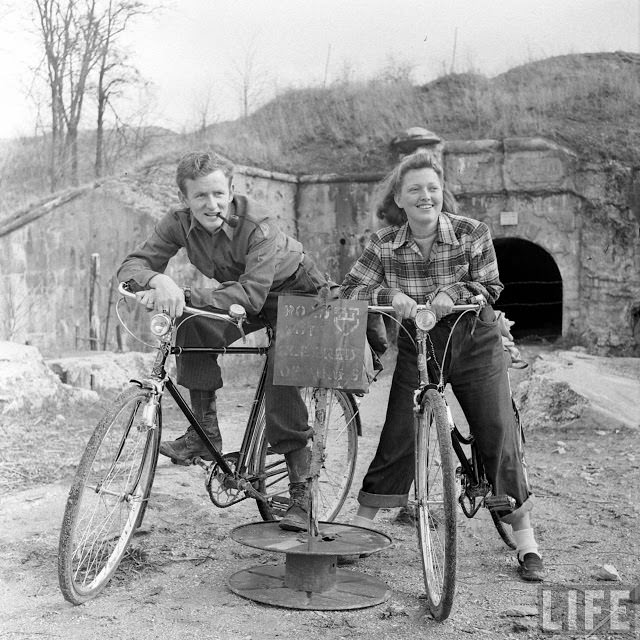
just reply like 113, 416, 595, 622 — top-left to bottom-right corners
394, 167, 443, 227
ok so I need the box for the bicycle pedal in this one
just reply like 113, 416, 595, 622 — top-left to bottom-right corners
484, 495, 516, 513
170, 457, 192, 467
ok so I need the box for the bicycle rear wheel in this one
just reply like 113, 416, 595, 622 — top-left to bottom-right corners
490, 510, 516, 549
415, 388, 457, 621
58, 386, 161, 605
488, 396, 523, 550
254, 388, 359, 522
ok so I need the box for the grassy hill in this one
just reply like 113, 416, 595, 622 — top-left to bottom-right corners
202, 51, 640, 174
1, 51, 639, 216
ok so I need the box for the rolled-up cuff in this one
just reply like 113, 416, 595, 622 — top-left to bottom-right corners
499, 494, 535, 525
358, 489, 409, 509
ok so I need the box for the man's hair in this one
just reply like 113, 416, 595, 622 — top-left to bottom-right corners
176, 151, 235, 194
373, 151, 457, 225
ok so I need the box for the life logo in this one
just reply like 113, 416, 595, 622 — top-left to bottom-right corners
333, 307, 362, 335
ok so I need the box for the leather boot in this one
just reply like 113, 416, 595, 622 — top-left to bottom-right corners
279, 446, 312, 532
158, 390, 222, 464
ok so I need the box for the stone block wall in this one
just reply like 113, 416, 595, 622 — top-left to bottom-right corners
1, 136, 638, 355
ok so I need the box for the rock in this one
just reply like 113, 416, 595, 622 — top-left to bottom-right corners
511, 619, 536, 632
502, 606, 538, 617
0, 341, 63, 413
47, 351, 158, 393
592, 564, 621, 581
0, 341, 104, 413
514, 351, 640, 430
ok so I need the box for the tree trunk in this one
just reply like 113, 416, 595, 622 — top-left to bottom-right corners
95, 96, 105, 178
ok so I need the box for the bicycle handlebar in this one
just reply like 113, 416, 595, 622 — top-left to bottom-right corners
117, 282, 246, 323
369, 295, 486, 332
368, 303, 482, 313
369, 293, 486, 315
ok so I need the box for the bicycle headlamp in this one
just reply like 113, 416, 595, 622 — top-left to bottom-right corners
415, 308, 437, 331
150, 313, 172, 336
228, 304, 246, 320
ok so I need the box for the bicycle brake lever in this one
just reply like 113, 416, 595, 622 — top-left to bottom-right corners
470, 313, 478, 336
237, 319, 246, 342
469, 294, 485, 335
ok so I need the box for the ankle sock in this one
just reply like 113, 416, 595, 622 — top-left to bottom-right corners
513, 527, 540, 561
351, 514, 376, 529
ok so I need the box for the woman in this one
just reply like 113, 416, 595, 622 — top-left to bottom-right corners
339, 152, 544, 581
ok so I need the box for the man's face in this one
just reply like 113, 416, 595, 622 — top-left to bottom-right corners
179, 170, 234, 233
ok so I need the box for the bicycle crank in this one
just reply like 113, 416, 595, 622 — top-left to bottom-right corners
204, 452, 264, 507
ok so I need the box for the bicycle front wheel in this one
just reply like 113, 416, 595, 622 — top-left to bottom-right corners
254, 387, 359, 522
58, 386, 161, 605
415, 388, 457, 621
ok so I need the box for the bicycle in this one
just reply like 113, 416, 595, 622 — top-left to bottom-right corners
57, 283, 361, 605
370, 298, 525, 621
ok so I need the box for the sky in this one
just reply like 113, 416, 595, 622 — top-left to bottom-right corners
0, 0, 637, 139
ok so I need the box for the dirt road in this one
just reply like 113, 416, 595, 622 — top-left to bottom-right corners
1, 346, 639, 639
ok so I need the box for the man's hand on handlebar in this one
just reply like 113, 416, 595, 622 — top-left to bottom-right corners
138, 274, 186, 318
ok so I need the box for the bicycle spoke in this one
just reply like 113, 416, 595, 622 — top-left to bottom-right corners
415, 389, 457, 621
254, 388, 359, 522
58, 387, 160, 604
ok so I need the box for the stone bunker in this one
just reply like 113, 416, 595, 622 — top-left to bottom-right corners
0, 129, 638, 356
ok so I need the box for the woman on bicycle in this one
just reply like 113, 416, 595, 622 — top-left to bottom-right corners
339, 151, 545, 582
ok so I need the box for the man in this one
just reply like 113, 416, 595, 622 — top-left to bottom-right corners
117, 150, 328, 532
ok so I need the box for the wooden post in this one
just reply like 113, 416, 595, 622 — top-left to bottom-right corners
89, 253, 101, 351
102, 276, 116, 350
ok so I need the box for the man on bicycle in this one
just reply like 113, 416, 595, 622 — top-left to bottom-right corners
117, 150, 327, 532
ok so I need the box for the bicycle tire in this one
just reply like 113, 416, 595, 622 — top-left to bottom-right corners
415, 388, 457, 621
254, 388, 359, 522
488, 396, 524, 550
490, 510, 516, 549
58, 385, 161, 605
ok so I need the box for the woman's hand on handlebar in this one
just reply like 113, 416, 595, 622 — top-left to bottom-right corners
391, 292, 418, 319
430, 291, 455, 321
391, 290, 455, 321
139, 274, 186, 318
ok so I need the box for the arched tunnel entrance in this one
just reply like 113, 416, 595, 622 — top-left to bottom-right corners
493, 238, 563, 341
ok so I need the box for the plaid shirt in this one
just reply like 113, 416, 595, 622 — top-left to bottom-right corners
339, 212, 503, 306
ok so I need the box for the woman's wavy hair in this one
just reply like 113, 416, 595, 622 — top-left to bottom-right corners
373, 152, 457, 225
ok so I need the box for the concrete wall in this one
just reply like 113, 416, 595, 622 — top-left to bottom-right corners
442, 138, 640, 353
296, 176, 380, 282
1, 136, 638, 355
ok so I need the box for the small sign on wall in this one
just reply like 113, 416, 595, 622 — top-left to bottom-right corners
500, 211, 518, 226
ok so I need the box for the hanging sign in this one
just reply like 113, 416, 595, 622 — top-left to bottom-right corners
273, 295, 368, 390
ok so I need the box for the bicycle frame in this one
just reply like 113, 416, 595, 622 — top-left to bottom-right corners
118, 282, 361, 513
412, 310, 498, 519
370, 302, 491, 512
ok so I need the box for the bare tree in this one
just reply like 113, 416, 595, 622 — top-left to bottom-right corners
35, 0, 102, 187
229, 37, 269, 118
94, 0, 150, 178
33, 0, 152, 186
191, 84, 219, 133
